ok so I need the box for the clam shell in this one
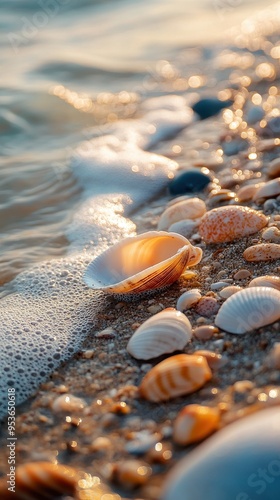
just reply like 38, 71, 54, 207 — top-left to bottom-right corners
248, 275, 280, 291
215, 286, 280, 334
176, 289, 201, 311
127, 308, 192, 360
173, 404, 220, 446
139, 353, 212, 402
236, 183, 260, 202
243, 243, 280, 261
162, 407, 280, 500
158, 197, 206, 230
199, 205, 268, 243
253, 177, 280, 201
84, 231, 202, 299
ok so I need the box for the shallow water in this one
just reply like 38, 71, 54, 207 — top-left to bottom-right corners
0, 0, 280, 418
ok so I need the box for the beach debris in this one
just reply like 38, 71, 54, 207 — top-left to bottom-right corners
253, 177, 280, 201
193, 325, 218, 341
139, 354, 212, 402
157, 197, 206, 230
52, 394, 86, 413
243, 243, 280, 261
162, 408, 280, 500
108, 460, 152, 489
84, 231, 202, 300
127, 308, 192, 360
199, 205, 268, 243
173, 404, 220, 446
176, 289, 201, 311
215, 286, 280, 334
169, 169, 211, 195
192, 97, 233, 120
248, 275, 280, 290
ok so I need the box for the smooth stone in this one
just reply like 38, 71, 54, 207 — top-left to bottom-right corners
162, 407, 280, 500
169, 170, 211, 195
260, 116, 280, 138
222, 139, 248, 156
192, 98, 233, 120
246, 105, 265, 125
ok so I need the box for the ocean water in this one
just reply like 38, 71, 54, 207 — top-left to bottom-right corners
0, 0, 279, 419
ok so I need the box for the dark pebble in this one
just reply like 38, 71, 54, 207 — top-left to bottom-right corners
260, 116, 280, 138
192, 98, 233, 120
169, 169, 211, 195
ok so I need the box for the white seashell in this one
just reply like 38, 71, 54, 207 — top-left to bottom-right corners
218, 285, 243, 299
158, 197, 206, 230
127, 308, 192, 360
253, 177, 280, 201
139, 354, 212, 402
176, 289, 201, 311
262, 226, 280, 243
215, 286, 280, 334
84, 231, 202, 299
168, 219, 199, 238
162, 407, 280, 500
248, 275, 280, 291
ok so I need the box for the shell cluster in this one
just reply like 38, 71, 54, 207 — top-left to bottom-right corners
84, 231, 202, 299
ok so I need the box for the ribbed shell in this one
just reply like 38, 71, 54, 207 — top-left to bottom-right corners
139, 354, 212, 402
215, 286, 280, 334
158, 197, 206, 230
248, 275, 280, 291
199, 205, 268, 243
243, 243, 280, 261
84, 231, 202, 298
127, 308, 192, 360
0, 462, 77, 499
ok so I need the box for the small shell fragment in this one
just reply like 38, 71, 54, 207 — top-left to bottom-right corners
127, 308, 193, 360
139, 354, 212, 402
176, 289, 201, 311
199, 205, 268, 243
158, 197, 206, 230
243, 243, 280, 261
248, 275, 280, 291
215, 286, 280, 334
173, 404, 220, 446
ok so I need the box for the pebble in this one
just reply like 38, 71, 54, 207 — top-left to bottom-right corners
173, 404, 220, 446
109, 460, 152, 489
193, 325, 218, 341
243, 243, 280, 261
52, 394, 86, 413
267, 158, 280, 178
236, 183, 260, 202
265, 342, 280, 369
195, 297, 220, 317
192, 97, 233, 120
194, 350, 227, 369
147, 304, 164, 314
125, 431, 162, 455
233, 380, 255, 393
262, 226, 280, 243
169, 170, 211, 195
233, 269, 251, 280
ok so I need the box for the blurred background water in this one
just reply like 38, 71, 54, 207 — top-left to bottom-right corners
0, 0, 279, 285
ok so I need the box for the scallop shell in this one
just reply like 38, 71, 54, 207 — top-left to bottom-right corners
127, 308, 192, 360
215, 286, 280, 334
162, 407, 280, 500
199, 205, 268, 243
253, 177, 280, 201
243, 243, 280, 261
176, 289, 201, 311
248, 275, 280, 291
158, 197, 206, 230
84, 231, 202, 299
139, 353, 212, 402
0, 462, 77, 499
173, 404, 220, 446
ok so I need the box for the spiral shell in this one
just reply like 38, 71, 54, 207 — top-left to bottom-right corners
173, 404, 220, 446
84, 231, 202, 299
158, 197, 206, 230
199, 205, 268, 243
127, 308, 192, 360
215, 286, 280, 334
243, 243, 280, 261
139, 354, 212, 402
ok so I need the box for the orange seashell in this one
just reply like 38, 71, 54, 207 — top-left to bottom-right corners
139, 354, 212, 402
243, 243, 280, 261
173, 404, 220, 446
199, 205, 268, 243
0, 462, 77, 499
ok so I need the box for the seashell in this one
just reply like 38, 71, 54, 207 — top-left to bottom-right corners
248, 275, 280, 291
218, 285, 243, 299
162, 407, 280, 500
243, 243, 280, 261
52, 393, 86, 413
215, 286, 280, 334
158, 197, 206, 230
199, 205, 268, 243
127, 308, 192, 360
262, 226, 280, 243
84, 231, 202, 299
265, 342, 280, 369
267, 158, 280, 178
208, 188, 237, 207
253, 177, 280, 201
194, 350, 227, 369
192, 97, 233, 120
195, 297, 220, 317
193, 325, 218, 341
173, 404, 220, 446
169, 170, 211, 195
109, 460, 152, 489
210, 281, 230, 291
0, 462, 77, 499
168, 219, 199, 238
139, 353, 212, 402
236, 183, 260, 202
176, 289, 201, 311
